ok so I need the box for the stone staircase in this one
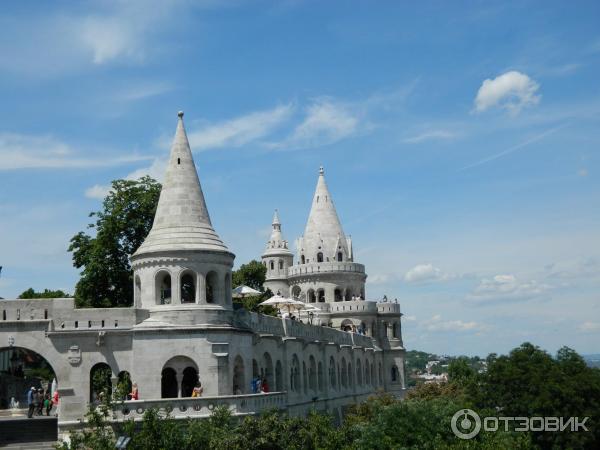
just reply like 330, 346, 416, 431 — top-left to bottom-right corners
0, 416, 57, 449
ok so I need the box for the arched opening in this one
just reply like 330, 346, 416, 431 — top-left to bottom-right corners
224, 272, 232, 305
156, 271, 171, 305
329, 356, 336, 389
270, 261, 274, 270
302, 361, 307, 394
275, 360, 283, 391
317, 252, 323, 263
341, 319, 353, 332
308, 356, 317, 391
262, 352, 274, 392
334, 288, 342, 302
301, 255, 305, 264
206, 271, 218, 304
180, 272, 195, 304
341, 357, 347, 389
345, 290, 352, 301
307, 289, 316, 303
317, 361, 324, 392
337, 252, 343, 262
182, 367, 198, 397
317, 289, 325, 302
233, 355, 245, 395
356, 360, 362, 386
252, 359, 259, 380
0, 347, 58, 413
391, 365, 399, 383
291, 286, 301, 299
162, 356, 198, 398
278, 259, 284, 270
291, 354, 300, 392
90, 362, 112, 403
134, 275, 141, 306
117, 371, 132, 401
161, 368, 177, 398
392, 322, 398, 338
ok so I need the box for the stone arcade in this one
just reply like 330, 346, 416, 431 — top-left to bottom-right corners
0, 112, 406, 439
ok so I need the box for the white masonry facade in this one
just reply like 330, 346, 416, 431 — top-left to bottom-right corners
0, 112, 406, 438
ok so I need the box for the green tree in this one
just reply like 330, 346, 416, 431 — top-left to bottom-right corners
68, 177, 161, 308
232, 260, 267, 291
18, 287, 69, 299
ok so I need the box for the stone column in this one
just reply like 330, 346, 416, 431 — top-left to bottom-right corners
172, 272, 181, 305
197, 273, 206, 304
176, 371, 183, 398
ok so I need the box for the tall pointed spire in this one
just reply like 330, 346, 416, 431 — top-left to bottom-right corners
263, 209, 292, 257
300, 166, 349, 261
133, 112, 229, 256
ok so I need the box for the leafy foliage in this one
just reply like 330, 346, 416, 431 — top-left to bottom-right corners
18, 287, 70, 299
231, 260, 277, 315
68, 177, 161, 308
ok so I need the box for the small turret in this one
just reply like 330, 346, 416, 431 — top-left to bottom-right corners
261, 209, 293, 297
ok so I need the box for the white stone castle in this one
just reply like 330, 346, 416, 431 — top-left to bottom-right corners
0, 112, 405, 438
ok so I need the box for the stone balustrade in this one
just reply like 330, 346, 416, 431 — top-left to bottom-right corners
112, 392, 287, 421
287, 262, 365, 278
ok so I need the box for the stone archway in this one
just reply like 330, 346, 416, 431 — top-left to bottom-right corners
161, 355, 198, 398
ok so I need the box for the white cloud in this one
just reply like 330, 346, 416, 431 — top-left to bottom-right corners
0, 132, 151, 170
269, 98, 360, 150
85, 184, 111, 200
468, 274, 552, 304
115, 81, 174, 102
421, 314, 488, 333
368, 273, 391, 284
403, 130, 457, 144
187, 104, 293, 151
474, 71, 540, 114
578, 321, 600, 332
404, 263, 452, 283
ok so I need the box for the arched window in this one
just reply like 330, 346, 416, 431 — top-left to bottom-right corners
275, 360, 283, 391
270, 261, 274, 270
301, 255, 306, 264
291, 286, 301, 299
117, 371, 132, 401
263, 352, 274, 391
156, 271, 171, 305
182, 367, 198, 397
90, 363, 112, 403
329, 357, 336, 389
181, 273, 195, 303
318, 362, 324, 392
345, 290, 352, 301
334, 288, 342, 302
391, 365, 399, 382
317, 289, 325, 302
278, 259, 284, 270
233, 355, 245, 395
291, 354, 300, 392
161, 367, 177, 398
206, 271, 218, 303
309, 356, 317, 391
317, 252, 323, 263
337, 252, 343, 262
308, 289, 316, 303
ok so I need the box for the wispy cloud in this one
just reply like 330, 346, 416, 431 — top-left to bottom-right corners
467, 274, 553, 304
187, 104, 293, 151
115, 81, 174, 102
0, 132, 151, 170
578, 321, 600, 333
459, 122, 569, 171
421, 314, 489, 333
404, 263, 455, 283
403, 130, 457, 144
474, 71, 540, 115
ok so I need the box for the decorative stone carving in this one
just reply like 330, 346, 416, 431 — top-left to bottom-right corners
67, 345, 81, 366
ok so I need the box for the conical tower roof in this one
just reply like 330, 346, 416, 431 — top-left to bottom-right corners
263, 209, 292, 257
300, 167, 349, 261
133, 112, 229, 256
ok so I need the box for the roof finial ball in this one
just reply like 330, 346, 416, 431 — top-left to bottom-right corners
178, 111, 184, 118
319, 166, 324, 175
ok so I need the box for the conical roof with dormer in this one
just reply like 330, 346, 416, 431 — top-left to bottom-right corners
133, 112, 229, 257
297, 167, 351, 263
262, 209, 293, 257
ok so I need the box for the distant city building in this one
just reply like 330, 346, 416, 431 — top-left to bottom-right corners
0, 112, 406, 439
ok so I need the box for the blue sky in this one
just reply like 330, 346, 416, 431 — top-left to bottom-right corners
0, 0, 599, 356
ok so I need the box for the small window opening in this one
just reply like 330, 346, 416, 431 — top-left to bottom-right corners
115, 320, 118, 328
101, 320, 105, 328
177, 158, 181, 164
2, 310, 6, 320
74, 321, 79, 328
88, 320, 92, 328
44, 309, 48, 319
16, 309, 20, 320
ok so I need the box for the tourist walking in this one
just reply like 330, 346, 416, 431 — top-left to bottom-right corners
27, 387, 35, 418
52, 389, 59, 417
36, 389, 44, 416
44, 393, 52, 416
